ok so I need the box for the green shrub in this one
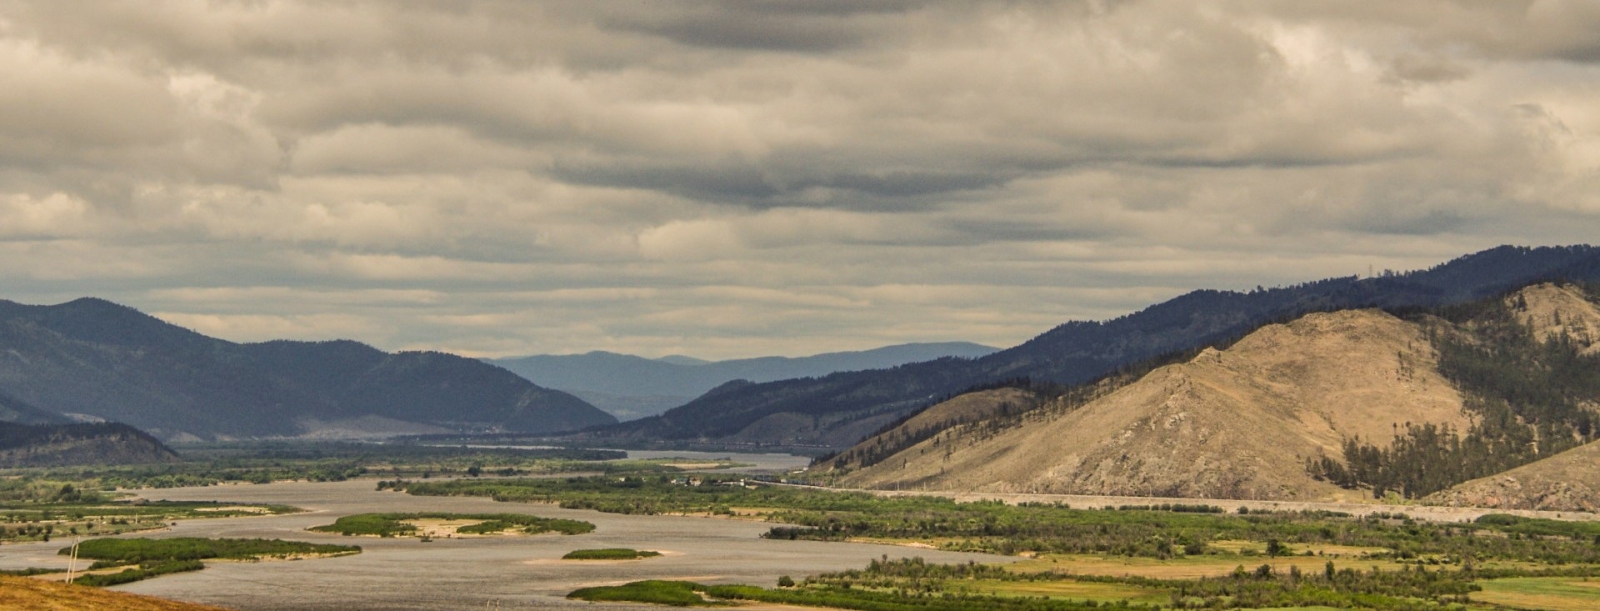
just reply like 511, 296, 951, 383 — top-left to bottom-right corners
562, 548, 661, 560
568, 580, 724, 606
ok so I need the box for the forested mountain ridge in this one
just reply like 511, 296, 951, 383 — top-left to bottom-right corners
0, 298, 614, 440
0, 420, 179, 467
821, 282, 1600, 505
493, 342, 997, 420
577, 245, 1600, 451
0, 389, 68, 425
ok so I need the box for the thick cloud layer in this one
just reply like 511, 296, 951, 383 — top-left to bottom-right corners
1, 0, 1596, 358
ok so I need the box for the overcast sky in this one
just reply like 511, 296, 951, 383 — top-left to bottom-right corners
1, 1, 1597, 360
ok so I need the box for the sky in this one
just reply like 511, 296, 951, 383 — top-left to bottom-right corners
1, 1, 1598, 360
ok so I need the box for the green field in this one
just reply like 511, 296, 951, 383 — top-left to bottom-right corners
955, 578, 1168, 605
1474, 576, 1600, 610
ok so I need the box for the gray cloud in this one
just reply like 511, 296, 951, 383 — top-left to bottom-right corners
0, 0, 1596, 359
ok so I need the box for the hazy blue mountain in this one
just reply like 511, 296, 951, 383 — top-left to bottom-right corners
575, 245, 1600, 451
0, 298, 615, 441
492, 342, 998, 420
0, 389, 69, 425
654, 355, 711, 366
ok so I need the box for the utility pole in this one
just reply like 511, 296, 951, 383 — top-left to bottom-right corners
66, 536, 80, 585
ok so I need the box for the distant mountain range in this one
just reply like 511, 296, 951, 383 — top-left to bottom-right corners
571, 245, 1600, 451
492, 342, 998, 420
0, 298, 615, 441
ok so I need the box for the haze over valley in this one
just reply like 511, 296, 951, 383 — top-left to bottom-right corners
493, 342, 998, 420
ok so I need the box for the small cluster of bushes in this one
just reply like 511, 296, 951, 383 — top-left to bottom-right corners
1113, 503, 1224, 514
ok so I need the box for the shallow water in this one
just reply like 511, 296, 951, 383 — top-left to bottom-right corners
0, 476, 1005, 610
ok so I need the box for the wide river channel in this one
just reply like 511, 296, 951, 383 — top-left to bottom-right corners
0, 451, 1008, 610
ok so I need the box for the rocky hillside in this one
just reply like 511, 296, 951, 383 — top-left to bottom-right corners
820, 282, 1600, 504
1428, 440, 1600, 512
0, 421, 179, 467
0, 298, 614, 440
1513, 282, 1600, 354
824, 309, 1470, 501
583, 245, 1600, 451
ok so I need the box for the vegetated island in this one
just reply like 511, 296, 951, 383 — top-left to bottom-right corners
309, 512, 594, 538
58, 537, 360, 587
562, 548, 662, 560
569, 580, 731, 606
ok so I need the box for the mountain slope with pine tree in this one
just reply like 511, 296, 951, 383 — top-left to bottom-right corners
817, 282, 1600, 505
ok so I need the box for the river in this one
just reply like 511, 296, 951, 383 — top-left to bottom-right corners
0, 460, 1004, 610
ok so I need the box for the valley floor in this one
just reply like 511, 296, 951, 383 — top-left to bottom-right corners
0, 478, 1003, 610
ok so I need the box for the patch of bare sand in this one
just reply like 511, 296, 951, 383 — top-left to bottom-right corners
662, 462, 724, 470
566, 575, 723, 590
194, 506, 271, 514
845, 538, 938, 550
403, 518, 485, 538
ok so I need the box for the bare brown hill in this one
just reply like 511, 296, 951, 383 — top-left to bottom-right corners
825, 309, 1473, 501
0, 575, 232, 611
1428, 440, 1600, 512
1512, 282, 1600, 354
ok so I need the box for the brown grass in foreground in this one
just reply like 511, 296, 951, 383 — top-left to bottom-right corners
0, 576, 232, 611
